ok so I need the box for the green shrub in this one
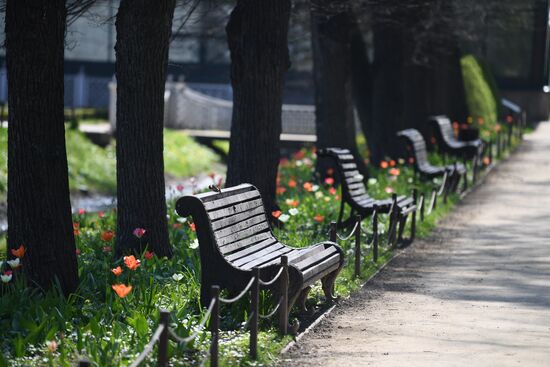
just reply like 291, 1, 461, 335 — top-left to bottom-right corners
460, 54, 499, 129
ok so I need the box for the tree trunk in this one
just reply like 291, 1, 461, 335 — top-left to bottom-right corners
350, 15, 373, 157
225, 0, 291, 213
114, 0, 175, 257
5, 0, 78, 295
311, 0, 368, 178
369, 0, 467, 163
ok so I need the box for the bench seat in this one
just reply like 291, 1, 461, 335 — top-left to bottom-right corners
176, 183, 344, 311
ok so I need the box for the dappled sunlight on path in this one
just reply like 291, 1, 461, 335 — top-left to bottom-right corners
282, 122, 550, 366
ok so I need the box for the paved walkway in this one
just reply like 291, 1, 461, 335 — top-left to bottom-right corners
282, 122, 550, 366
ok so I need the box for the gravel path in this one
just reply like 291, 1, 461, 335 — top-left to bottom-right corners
281, 122, 550, 367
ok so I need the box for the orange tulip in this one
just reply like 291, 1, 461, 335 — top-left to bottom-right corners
276, 186, 287, 195
313, 214, 325, 223
111, 266, 123, 276
189, 223, 196, 232
11, 245, 26, 258
389, 160, 396, 167
123, 255, 141, 271
101, 230, 115, 242
271, 210, 282, 219
112, 284, 132, 298
389, 168, 400, 176
73, 222, 80, 236
303, 182, 313, 192
380, 160, 388, 169
288, 179, 297, 188
329, 187, 337, 195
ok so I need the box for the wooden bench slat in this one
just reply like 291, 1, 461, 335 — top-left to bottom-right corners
341, 163, 357, 170
302, 253, 340, 282
217, 222, 271, 246
218, 232, 273, 255
204, 190, 261, 211
208, 198, 264, 220
210, 205, 265, 230
337, 154, 355, 161
294, 246, 338, 271
231, 242, 286, 266
224, 238, 278, 260
195, 183, 252, 201
240, 247, 296, 270
347, 182, 364, 190
344, 170, 361, 178
214, 213, 267, 239
262, 244, 326, 267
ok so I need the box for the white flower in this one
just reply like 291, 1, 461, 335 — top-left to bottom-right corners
189, 239, 199, 249
398, 158, 405, 165
324, 197, 330, 202
279, 214, 290, 223
7, 258, 20, 268
368, 178, 377, 185
303, 158, 313, 166
46, 340, 57, 353
315, 191, 324, 199
172, 273, 184, 282
311, 185, 320, 192
288, 208, 299, 216
354, 174, 364, 181
295, 160, 303, 167
176, 217, 188, 223
407, 178, 414, 183
1, 273, 11, 283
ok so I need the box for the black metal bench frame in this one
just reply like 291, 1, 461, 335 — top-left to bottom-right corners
176, 183, 344, 313
317, 147, 417, 246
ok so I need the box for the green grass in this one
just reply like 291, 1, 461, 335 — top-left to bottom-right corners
0, 139, 518, 366
163, 129, 220, 178
0, 127, 220, 197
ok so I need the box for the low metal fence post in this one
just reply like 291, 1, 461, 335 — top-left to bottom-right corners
250, 268, 259, 360
354, 215, 361, 278
420, 193, 425, 222
372, 205, 379, 263
157, 310, 170, 367
279, 256, 289, 335
210, 286, 220, 367
411, 189, 417, 241
329, 221, 337, 242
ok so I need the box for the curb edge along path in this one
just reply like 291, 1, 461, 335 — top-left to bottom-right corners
281, 122, 550, 367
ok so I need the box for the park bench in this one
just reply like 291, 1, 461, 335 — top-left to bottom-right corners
430, 115, 484, 181
175, 183, 344, 312
317, 147, 417, 245
397, 128, 467, 193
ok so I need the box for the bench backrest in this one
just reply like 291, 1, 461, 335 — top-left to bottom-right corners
397, 128, 429, 168
317, 148, 368, 202
176, 184, 279, 267
430, 115, 456, 149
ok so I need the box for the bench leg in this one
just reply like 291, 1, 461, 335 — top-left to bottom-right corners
296, 286, 312, 312
321, 269, 340, 301
396, 213, 407, 246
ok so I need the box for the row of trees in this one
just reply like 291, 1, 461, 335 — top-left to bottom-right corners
4, 0, 539, 295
